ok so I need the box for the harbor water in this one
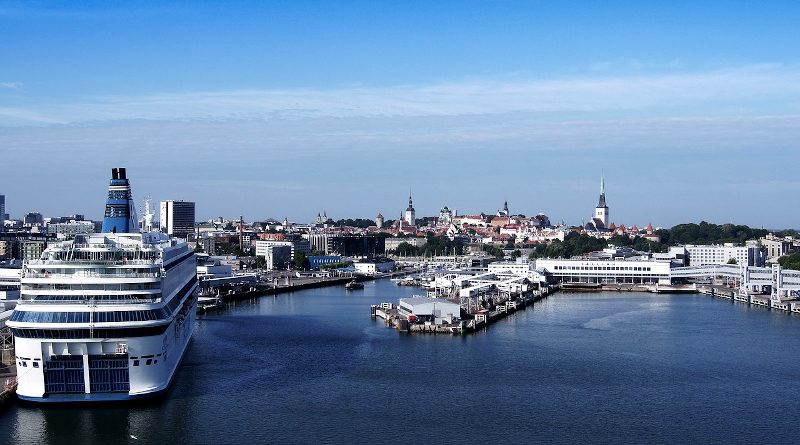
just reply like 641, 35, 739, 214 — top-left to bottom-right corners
2, 279, 800, 444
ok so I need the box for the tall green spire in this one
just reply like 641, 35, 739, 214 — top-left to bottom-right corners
597, 175, 607, 208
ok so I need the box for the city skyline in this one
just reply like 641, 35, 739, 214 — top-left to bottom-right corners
1, 175, 794, 231
1, 2, 799, 228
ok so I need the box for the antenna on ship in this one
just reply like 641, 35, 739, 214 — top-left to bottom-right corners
142, 195, 155, 232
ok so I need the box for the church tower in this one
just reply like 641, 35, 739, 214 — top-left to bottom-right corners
594, 176, 609, 227
404, 192, 416, 226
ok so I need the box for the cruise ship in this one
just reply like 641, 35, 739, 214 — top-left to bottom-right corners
6, 168, 197, 402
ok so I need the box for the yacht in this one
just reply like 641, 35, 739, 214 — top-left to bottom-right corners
7, 168, 197, 402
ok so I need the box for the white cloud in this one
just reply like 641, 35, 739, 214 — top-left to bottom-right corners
3, 64, 800, 126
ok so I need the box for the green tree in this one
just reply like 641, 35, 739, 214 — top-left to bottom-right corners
482, 244, 504, 259
394, 242, 417, 256
527, 244, 547, 260
505, 236, 516, 249
727, 257, 738, 265
293, 251, 310, 270
778, 252, 800, 271
215, 243, 244, 256
666, 222, 768, 246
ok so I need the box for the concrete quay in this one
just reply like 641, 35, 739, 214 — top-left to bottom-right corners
199, 268, 422, 312
0, 365, 16, 409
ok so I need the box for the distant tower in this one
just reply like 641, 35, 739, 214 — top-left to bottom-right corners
239, 215, 244, 251
404, 191, 416, 226
439, 206, 452, 225
594, 176, 609, 227
498, 200, 509, 217
375, 212, 384, 229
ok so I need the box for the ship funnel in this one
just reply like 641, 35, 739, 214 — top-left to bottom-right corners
101, 167, 139, 234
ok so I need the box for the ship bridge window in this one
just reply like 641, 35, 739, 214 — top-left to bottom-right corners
11, 309, 167, 324
11, 324, 170, 339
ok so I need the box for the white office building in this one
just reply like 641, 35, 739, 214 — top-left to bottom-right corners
354, 258, 396, 275
262, 244, 292, 270
160, 200, 196, 239
384, 237, 427, 252
760, 236, 794, 261
255, 240, 310, 261
488, 260, 534, 276
684, 244, 765, 267
48, 220, 96, 239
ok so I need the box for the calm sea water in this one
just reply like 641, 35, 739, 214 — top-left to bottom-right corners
2, 280, 800, 444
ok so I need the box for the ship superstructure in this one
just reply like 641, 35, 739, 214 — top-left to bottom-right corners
6, 168, 197, 402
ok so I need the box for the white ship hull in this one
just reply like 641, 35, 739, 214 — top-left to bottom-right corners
14, 299, 195, 402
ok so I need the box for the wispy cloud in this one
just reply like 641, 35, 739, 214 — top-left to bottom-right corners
0, 81, 22, 89
3, 64, 800, 126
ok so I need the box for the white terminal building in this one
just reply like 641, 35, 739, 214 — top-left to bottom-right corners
535, 259, 672, 285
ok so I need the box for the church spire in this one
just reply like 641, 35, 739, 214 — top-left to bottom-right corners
597, 176, 607, 208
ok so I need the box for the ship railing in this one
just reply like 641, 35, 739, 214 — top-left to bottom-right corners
66, 243, 158, 250
21, 295, 162, 305
23, 271, 162, 279
26, 259, 158, 266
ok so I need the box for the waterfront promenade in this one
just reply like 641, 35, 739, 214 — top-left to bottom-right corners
198, 268, 421, 310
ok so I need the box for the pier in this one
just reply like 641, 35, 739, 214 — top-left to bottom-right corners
0, 311, 15, 407
371, 284, 558, 335
698, 285, 800, 314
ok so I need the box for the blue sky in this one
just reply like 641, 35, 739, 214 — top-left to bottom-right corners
1, 1, 799, 228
